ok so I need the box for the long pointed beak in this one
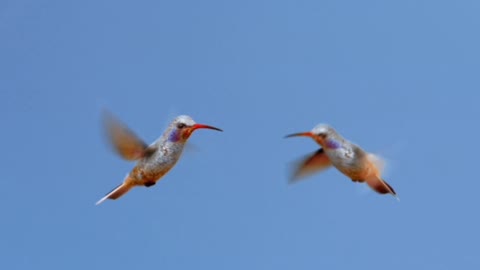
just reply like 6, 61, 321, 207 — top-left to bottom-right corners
192, 123, 223, 132
284, 131, 313, 138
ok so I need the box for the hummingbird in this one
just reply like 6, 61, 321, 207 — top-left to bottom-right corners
96, 111, 222, 205
285, 124, 397, 198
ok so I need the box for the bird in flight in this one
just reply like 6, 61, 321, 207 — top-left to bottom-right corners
285, 124, 397, 198
96, 111, 222, 205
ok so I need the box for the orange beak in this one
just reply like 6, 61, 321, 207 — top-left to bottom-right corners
191, 124, 223, 132
284, 131, 314, 138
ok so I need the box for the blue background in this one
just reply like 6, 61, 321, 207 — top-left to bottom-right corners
2, 0, 479, 269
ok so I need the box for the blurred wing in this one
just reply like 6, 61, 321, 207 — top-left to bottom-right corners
290, 148, 332, 183
102, 111, 149, 160
367, 153, 386, 174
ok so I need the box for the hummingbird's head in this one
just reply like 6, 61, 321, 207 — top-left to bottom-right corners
168, 115, 222, 142
285, 124, 338, 147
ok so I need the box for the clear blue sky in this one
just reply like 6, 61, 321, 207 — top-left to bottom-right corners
1, 0, 479, 269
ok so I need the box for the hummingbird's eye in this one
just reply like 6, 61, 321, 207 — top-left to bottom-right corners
176, 123, 186, 129
318, 133, 327, 138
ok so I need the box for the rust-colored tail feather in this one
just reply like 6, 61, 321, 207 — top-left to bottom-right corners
95, 183, 133, 205
366, 175, 397, 197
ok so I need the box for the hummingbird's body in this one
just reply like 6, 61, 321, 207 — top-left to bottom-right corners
286, 124, 397, 198
96, 113, 222, 205
129, 135, 185, 186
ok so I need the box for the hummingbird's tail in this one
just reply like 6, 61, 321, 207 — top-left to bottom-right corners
365, 176, 397, 196
95, 182, 134, 205
365, 153, 398, 199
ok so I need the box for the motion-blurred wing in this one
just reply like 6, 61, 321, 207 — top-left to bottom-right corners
290, 148, 332, 183
366, 153, 386, 174
102, 110, 149, 160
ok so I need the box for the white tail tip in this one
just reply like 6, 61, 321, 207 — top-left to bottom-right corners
95, 196, 109, 205
95, 182, 133, 206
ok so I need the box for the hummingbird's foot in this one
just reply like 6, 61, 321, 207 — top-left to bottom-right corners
144, 181, 156, 187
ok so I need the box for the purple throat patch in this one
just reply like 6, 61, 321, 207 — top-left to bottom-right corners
326, 139, 340, 149
168, 130, 180, 142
